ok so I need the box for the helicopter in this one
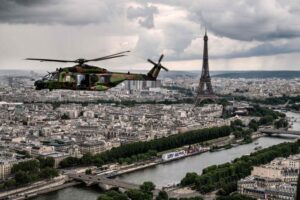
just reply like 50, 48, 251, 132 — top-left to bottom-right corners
26, 51, 168, 91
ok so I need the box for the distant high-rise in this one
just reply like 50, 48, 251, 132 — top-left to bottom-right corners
125, 80, 161, 91
195, 31, 217, 105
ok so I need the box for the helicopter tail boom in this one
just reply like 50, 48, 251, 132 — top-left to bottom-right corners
147, 65, 161, 80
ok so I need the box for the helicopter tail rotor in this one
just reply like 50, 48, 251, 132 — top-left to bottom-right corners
147, 54, 168, 79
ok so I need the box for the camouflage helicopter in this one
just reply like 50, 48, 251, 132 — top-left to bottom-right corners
26, 51, 168, 91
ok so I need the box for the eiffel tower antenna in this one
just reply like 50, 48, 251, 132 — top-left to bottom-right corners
195, 30, 218, 105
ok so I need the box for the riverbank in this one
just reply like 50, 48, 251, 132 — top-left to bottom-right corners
113, 129, 270, 177
23, 109, 298, 200
109, 146, 211, 178
6, 134, 293, 200
117, 136, 294, 187
11, 134, 286, 200
30, 137, 293, 200
105, 134, 246, 178
0, 135, 227, 200
25, 181, 80, 200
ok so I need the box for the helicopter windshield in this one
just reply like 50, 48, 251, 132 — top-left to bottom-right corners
42, 72, 58, 81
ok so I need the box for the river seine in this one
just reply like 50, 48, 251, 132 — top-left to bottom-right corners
32, 111, 299, 200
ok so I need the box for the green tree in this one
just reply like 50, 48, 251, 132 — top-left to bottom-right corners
97, 196, 114, 200
39, 167, 59, 179
81, 153, 94, 165
216, 194, 255, 200
3, 179, 16, 189
259, 115, 274, 125
156, 190, 168, 200
59, 157, 80, 168
181, 172, 198, 186
248, 119, 258, 131
274, 118, 288, 129
15, 171, 32, 185
181, 140, 300, 194
98, 190, 128, 200
85, 169, 92, 175
231, 120, 244, 129
126, 189, 152, 200
61, 126, 232, 168
37, 157, 55, 168
12, 160, 40, 174
140, 181, 156, 194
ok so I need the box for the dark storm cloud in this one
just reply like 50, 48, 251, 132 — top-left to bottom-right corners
186, 0, 300, 42
125, 0, 300, 61
1, 0, 300, 63
0, 0, 61, 24
127, 5, 158, 28
5, 0, 49, 6
0, 0, 124, 25
162, 0, 300, 59
219, 41, 300, 59
0, 0, 54, 21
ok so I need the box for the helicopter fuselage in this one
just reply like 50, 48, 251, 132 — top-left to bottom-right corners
34, 65, 157, 91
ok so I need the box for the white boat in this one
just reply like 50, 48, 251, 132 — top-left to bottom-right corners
161, 150, 186, 161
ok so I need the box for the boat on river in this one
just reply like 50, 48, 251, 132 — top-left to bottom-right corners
161, 150, 186, 161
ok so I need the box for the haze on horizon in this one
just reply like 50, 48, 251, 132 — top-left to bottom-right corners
1, 0, 300, 71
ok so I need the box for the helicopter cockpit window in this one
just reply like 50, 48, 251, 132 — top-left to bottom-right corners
42, 74, 50, 80
42, 72, 58, 81
50, 73, 59, 81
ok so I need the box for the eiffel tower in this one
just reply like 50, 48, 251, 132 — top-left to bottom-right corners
195, 31, 218, 105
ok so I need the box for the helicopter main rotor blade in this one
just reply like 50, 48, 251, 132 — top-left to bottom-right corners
25, 58, 75, 63
26, 50, 130, 65
87, 50, 130, 62
88, 54, 127, 62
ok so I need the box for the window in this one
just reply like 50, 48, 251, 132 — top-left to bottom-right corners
99, 76, 109, 84
65, 75, 71, 82
76, 74, 85, 86
51, 73, 59, 81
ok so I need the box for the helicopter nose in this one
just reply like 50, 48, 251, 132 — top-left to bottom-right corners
34, 80, 44, 90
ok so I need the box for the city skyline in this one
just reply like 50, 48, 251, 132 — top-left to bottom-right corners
1, 0, 300, 71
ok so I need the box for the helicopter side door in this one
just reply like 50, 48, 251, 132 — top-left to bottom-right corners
76, 74, 90, 89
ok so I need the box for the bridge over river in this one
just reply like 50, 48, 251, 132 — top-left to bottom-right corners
260, 129, 300, 136
69, 173, 140, 190
68, 173, 161, 195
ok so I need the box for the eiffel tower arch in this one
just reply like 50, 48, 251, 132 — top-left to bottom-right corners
195, 31, 218, 106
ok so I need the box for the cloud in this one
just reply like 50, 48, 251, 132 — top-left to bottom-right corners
132, 4, 201, 60
0, 0, 127, 25
127, 4, 158, 28
223, 38, 300, 58
172, 0, 300, 42
1, 0, 300, 70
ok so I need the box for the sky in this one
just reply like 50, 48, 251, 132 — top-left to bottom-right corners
0, 0, 300, 71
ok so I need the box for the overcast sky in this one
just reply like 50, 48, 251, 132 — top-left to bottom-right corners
1, 0, 300, 71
